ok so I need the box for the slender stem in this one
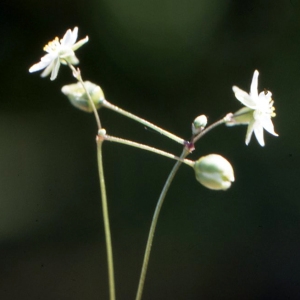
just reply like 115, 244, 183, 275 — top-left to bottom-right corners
135, 115, 229, 300
135, 148, 189, 300
192, 114, 230, 144
102, 100, 186, 145
105, 134, 194, 167
97, 138, 116, 300
67, 63, 102, 129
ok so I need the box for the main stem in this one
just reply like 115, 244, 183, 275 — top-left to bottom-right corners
97, 139, 116, 300
135, 116, 228, 300
135, 148, 189, 300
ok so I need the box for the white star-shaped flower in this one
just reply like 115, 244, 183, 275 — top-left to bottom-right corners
29, 27, 88, 80
227, 70, 278, 146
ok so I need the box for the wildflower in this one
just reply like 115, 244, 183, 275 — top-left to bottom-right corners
194, 154, 234, 191
29, 27, 88, 80
227, 70, 278, 146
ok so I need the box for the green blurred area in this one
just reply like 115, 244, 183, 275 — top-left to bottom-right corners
0, 0, 300, 299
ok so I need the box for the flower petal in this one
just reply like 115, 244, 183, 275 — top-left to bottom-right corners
245, 119, 255, 145
50, 58, 61, 80
40, 59, 55, 77
261, 116, 278, 136
69, 27, 79, 45
254, 123, 265, 146
72, 36, 89, 51
29, 54, 53, 73
250, 70, 259, 98
61, 27, 78, 46
232, 86, 257, 108
29, 61, 49, 73
258, 90, 272, 100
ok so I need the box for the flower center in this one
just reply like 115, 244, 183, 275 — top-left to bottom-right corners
269, 99, 276, 118
43, 37, 61, 53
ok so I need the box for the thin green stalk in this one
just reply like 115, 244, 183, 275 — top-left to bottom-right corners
105, 134, 194, 167
97, 138, 116, 300
135, 148, 189, 300
67, 63, 102, 129
135, 116, 228, 300
102, 100, 185, 145
192, 114, 230, 144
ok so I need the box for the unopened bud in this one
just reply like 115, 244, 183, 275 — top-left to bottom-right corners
194, 154, 234, 191
192, 115, 207, 135
98, 128, 106, 137
61, 81, 104, 113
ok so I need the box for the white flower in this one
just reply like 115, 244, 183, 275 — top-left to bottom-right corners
29, 27, 88, 80
227, 70, 278, 146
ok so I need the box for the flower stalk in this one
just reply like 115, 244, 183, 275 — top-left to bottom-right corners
135, 147, 190, 300
135, 116, 228, 300
102, 100, 186, 145
97, 137, 116, 300
67, 64, 102, 129
104, 134, 194, 167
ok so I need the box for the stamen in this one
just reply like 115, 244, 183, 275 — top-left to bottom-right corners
43, 37, 60, 52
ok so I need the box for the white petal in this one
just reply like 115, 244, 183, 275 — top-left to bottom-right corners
258, 90, 272, 99
262, 117, 278, 136
72, 36, 89, 51
245, 119, 255, 145
254, 124, 265, 146
40, 59, 55, 77
232, 86, 257, 108
69, 27, 79, 45
29, 60, 49, 73
50, 58, 61, 80
61, 27, 78, 46
29, 54, 53, 72
250, 70, 259, 98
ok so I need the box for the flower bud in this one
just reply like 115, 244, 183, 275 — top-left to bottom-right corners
61, 81, 104, 113
192, 115, 207, 135
194, 154, 234, 190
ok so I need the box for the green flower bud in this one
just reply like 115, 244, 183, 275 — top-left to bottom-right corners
194, 154, 234, 190
192, 115, 207, 135
61, 81, 104, 113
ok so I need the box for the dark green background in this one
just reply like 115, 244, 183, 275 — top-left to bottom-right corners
0, 1, 299, 299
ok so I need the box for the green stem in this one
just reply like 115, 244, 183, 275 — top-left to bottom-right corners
67, 63, 102, 129
135, 148, 189, 300
192, 114, 229, 144
97, 138, 116, 300
105, 134, 194, 167
135, 115, 228, 300
102, 100, 185, 145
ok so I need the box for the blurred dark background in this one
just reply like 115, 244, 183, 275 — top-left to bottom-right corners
0, 0, 299, 299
